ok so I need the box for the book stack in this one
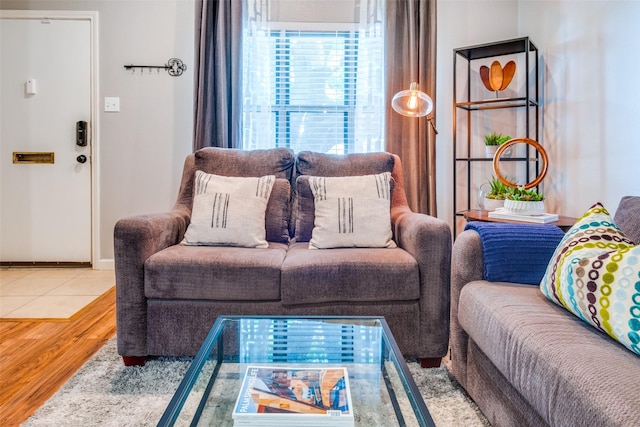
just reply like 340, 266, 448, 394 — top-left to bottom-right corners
232, 366, 354, 427
488, 207, 559, 224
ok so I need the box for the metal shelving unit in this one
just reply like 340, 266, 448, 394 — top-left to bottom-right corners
453, 37, 540, 236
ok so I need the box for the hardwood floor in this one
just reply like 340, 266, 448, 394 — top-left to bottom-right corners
0, 286, 116, 427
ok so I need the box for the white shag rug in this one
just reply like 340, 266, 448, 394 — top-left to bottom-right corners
23, 339, 489, 426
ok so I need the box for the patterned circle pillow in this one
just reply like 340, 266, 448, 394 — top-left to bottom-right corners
540, 202, 640, 355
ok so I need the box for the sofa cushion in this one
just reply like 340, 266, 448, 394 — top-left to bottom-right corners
295, 151, 395, 177
614, 195, 640, 244
195, 147, 295, 180
294, 175, 395, 243
265, 178, 291, 243
280, 242, 418, 305
293, 176, 316, 242
540, 202, 639, 355
308, 173, 395, 249
459, 281, 640, 426
144, 243, 288, 301
183, 172, 275, 248
293, 151, 396, 241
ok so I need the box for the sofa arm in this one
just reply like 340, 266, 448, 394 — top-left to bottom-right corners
449, 229, 484, 387
449, 224, 563, 387
114, 206, 190, 357
393, 211, 452, 357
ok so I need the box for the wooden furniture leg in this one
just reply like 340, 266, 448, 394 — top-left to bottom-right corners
122, 356, 146, 366
420, 357, 442, 368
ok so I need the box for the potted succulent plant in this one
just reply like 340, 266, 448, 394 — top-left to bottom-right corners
483, 132, 511, 158
503, 186, 545, 216
478, 176, 509, 211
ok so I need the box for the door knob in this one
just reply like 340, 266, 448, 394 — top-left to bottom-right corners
76, 155, 87, 164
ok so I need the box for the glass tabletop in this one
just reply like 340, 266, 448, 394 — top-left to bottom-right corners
158, 316, 435, 427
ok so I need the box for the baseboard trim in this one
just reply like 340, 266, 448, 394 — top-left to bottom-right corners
93, 258, 115, 270
0, 262, 91, 268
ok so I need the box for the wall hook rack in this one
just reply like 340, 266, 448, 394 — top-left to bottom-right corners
124, 58, 187, 77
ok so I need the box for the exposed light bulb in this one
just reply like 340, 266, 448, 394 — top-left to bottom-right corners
391, 82, 433, 117
408, 93, 418, 110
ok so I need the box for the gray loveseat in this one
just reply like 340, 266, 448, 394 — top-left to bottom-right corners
450, 196, 640, 426
115, 148, 451, 366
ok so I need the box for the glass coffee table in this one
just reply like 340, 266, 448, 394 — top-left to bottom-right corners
158, 316, 435, 427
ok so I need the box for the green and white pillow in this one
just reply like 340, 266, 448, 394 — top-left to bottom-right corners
307, 172, 396, 249
183, 171, 275, 248
540, 202, 640, 355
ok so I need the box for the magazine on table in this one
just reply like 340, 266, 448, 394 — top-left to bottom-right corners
488, 208, 559, 223
232, 365, 354, 427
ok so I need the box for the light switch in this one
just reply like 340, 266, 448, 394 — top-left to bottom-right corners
26, 79, 37, 95
104, 97, 120, 112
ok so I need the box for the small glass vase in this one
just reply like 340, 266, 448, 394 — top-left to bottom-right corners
478, 183, 504, 211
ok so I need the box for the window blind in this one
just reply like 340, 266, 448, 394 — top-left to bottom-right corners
242, 15, 385, 153
239, 318, 382, 364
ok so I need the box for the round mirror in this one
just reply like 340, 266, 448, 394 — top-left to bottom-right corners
492, 137, 548, 189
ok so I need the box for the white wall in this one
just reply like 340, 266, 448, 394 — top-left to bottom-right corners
519, 0, 640, 216
3, 0, 638, 264
437, 0, 640, 235
96, 0, 193, 264
1, 0, 195, 267
436, 0, 519, 234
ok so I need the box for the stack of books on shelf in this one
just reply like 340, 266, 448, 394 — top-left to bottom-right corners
232, 366, 354, 427
488, 207, 559, 224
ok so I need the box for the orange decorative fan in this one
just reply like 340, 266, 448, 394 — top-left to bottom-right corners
479, 60, 516, 94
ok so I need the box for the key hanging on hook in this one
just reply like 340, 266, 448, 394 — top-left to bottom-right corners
123, 58, 187, 77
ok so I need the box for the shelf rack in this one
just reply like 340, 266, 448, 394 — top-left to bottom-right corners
452, 37, 540, 236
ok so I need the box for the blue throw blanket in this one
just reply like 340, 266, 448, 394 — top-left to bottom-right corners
464, 222, 565, 285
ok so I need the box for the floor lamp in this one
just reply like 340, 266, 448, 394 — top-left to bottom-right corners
391, 0, 438, 216
391, 0, 436, 131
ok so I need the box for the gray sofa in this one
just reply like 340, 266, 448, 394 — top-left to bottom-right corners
450, 196, 640, 426
115, 148, 451, 366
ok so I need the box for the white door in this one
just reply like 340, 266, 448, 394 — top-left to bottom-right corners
0, 14, 93, 264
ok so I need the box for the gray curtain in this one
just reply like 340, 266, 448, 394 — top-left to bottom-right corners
385, 0, 437, 216
193, 0, 243, 150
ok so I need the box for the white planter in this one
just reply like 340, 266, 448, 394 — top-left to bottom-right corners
485, 145, 499, 158
482, 197, 504, 212
504, 199, 545, 216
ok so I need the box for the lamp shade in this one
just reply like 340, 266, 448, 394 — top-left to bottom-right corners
391, 82, 433, 117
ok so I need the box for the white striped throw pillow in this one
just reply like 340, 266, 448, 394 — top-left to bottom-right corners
183, 171, 275, 248
308, 172, 396, 249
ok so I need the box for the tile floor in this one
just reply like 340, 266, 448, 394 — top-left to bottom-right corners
0, 268, 115, 320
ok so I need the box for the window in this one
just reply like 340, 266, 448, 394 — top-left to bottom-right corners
239, 318, 382, 364
242, 3, 385, 153
273, 30, 355, 154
